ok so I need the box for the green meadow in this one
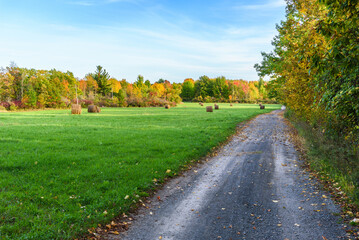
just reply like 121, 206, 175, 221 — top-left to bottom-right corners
0, 103, 280, 239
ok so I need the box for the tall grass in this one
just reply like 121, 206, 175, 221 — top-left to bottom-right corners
0, 103, 280, 239
285, 109, 359, 208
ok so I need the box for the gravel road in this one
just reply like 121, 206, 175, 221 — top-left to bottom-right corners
110, 110, 347, 240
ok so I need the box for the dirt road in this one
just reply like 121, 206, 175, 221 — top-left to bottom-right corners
110, 110, 347, 240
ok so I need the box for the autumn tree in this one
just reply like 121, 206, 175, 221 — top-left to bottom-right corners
255, 0, 358, 145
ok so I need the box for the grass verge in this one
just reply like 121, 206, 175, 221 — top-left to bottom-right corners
284, 110, 359, 213
0, 103, 280, 239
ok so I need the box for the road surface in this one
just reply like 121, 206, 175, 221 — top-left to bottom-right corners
109, 110, 347, 240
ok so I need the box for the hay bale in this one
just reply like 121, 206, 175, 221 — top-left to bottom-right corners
71, 104, 82, 114
88, 105, 96, 112
200, 103, 204, 106
88, 105, 101, 113
230, 103, 233, 107
214, 104, 219, 110
260, 105, 265, 109
165, 105, 170, 109
206, 106, 213, 112
199, 102, 202, 105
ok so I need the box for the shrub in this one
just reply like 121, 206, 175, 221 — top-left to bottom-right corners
78, 99, 94, 108
9, 102, 17, 111
1, 102, 10, 110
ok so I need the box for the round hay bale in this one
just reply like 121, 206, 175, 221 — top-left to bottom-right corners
230, 103, 233, 107
71, 104, 82, 114
165, 105, 170, 109
199, 102, 202, 105
214, 104, 219, 110
260, 105, 265, 109
200, 103, 204, 106
88, 105, 96, 113
88, 105, 101, 113
206, 106, 213, 112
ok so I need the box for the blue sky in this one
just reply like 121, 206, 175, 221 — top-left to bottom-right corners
0, 0, 286, 82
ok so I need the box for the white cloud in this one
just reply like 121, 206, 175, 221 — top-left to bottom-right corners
239, 0, 286, 10
68, 1, 95, 6
0, 19, 277, 82
68, 0, 140, 6
0, 0, 283, 83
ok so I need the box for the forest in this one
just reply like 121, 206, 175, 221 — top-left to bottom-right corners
0, 64, 273, 111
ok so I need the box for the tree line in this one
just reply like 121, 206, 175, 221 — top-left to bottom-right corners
0, 63, 275, 111
255, 0, 358, 147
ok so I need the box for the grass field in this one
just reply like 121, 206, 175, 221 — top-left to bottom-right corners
0, 103, 280, 239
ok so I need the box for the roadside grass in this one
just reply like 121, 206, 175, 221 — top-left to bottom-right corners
0, 103, 280, 239
284, 110, 359, 209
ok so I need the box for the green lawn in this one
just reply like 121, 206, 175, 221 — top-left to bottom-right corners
0, 103, 280, 239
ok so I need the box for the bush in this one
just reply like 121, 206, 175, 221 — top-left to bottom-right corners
78, 99, 94, 108
0, 105, 7, 111
1, 102, 10, 110
95, 97, 119, 107
9, 102, 17, 111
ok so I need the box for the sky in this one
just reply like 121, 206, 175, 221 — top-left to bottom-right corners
0, 0, 286, 83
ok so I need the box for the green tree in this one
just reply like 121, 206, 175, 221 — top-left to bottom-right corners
91, 66, 111, 96
195, 75, 213, 100
180, 79, 195, 101
213, 76, 229, 100
156, 78, 165, 84
134, 75, 145, 88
